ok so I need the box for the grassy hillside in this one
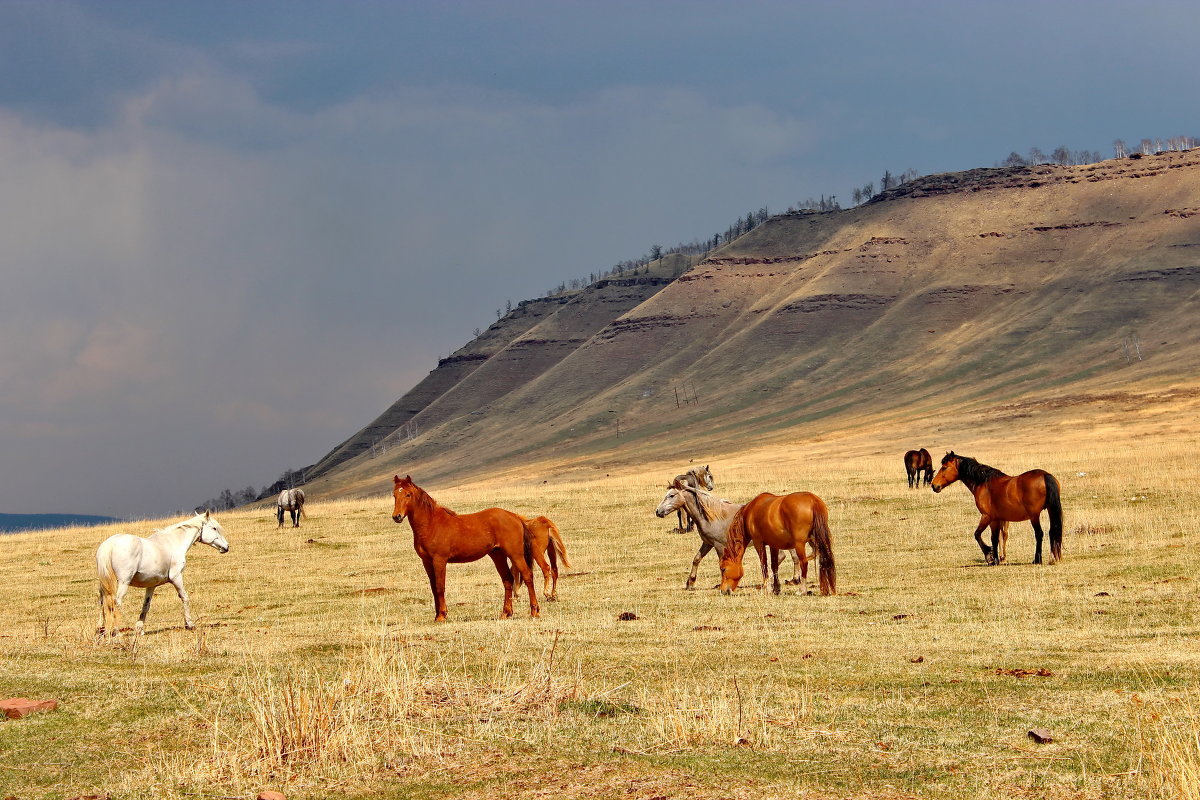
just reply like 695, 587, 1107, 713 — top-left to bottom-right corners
4, 408, 1200, 798
302, 150, 1200, 501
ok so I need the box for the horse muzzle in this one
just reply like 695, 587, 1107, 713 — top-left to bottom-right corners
654, 509, 667, 518
391, 514, 403, 523
931, 484, 942, 493
217, 544, 230, 553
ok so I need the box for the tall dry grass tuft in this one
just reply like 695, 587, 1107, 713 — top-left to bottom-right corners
187, 630, 583, 788
1137, 692, 1200, 799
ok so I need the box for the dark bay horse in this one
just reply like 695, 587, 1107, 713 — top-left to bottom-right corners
904, 449, 933, 488
391, 475, 538, 622
719, 491, 836, 596
512, 515, 571, 601
277, 488, 306, 528
670, 465, 714, 532
931, 452, 1063, 565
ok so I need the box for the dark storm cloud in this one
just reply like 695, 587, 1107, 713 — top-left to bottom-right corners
0, 0, 1196, 516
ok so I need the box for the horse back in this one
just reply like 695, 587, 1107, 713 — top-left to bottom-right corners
744, 492, 823, 547
430, 506, 526, 563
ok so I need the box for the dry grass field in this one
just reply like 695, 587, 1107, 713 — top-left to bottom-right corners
4, 408, 1200, 799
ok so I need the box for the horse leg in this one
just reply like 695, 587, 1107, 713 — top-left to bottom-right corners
292, 508, 300, 527
1000, 522, 1009, 563
1030, 515, 1045, 564
169, 576, 194, 629
769, 547, 782, 595
753, 540, 771, 593
137, 587, 156, 634
422, 556, 449, 622
277, 508, 284, 529
488, 551, 521, 619
989, 523, 1004, 567
530, 544, 554, 601
546, 543, 559, 601
973, 518, 994, 564
793, 547, 809, 595
686, 541, 712, 590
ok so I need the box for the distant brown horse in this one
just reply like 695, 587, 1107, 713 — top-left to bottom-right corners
391, 475, 539, 622
512, 515, 571, 601
931, 452, 1063, 565
719, 491, 836, 596
904, 449, 933, 488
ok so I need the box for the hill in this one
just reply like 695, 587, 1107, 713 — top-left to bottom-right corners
297, 150, 1200, 499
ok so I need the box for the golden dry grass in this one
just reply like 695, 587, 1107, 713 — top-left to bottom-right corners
3, 410, 1200, 798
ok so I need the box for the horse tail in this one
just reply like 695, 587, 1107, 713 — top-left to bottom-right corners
96, 540, 120, 633
809, 503, 837, 595
545, 519, 571, 570
1044, 472, 1063, 563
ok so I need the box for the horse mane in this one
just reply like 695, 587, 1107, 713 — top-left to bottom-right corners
954, 454, 1007, 487
411, 482, 457, 518
691, 489, 724, 525
722, 506, 748, 561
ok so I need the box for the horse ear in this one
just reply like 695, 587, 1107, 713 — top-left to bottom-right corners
393, 475, 402, 486
204, 509, 211, 519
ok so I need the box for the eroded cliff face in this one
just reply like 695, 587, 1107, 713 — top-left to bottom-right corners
311, 151, 1200, 495
304, 262, 687, 481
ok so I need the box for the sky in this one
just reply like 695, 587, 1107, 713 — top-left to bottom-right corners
1, 0, 1196, 518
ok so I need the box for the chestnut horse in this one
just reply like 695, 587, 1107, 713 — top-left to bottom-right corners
931, 452, 1062, 565
512, 515, 571, 601
391, 475, 538, 622
719, 491, 836, 596
903, 449, 933, 488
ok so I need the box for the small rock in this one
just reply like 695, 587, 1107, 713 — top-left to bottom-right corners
617, 611, 638, 621
257, 792, 287, 800
1, 698, 59, 719
1028, 727, 1055, 744
910, 655, 924, 663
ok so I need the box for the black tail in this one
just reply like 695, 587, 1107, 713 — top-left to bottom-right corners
810, 508, 836, 595
1044, 472, 1063, 563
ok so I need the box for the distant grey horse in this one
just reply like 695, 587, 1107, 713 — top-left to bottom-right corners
670, 465, 714, 533
656, 480, 808, 591
277, 488, 306, 528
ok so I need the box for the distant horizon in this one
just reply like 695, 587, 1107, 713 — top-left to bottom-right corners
0, 512, 124, 534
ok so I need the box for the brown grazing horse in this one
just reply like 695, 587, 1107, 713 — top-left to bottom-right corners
512, 515, 571, 601
391, 475, 539, 622
719, 491, 836, 596
931, 452, 1063, 565
903, 449, 933, 488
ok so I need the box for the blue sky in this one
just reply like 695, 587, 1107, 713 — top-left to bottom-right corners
1, 0, 1196, 517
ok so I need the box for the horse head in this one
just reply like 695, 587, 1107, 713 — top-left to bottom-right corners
198, 511, 230, 553
655, 484, 686, 518
392, 475, 417, 522
931, 452, 960, 493
717, 555, 743, 594
699, 465, 714, 491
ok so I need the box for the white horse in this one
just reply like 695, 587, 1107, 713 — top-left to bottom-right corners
95, 511, 230, 637
656, 480, 809, 591
276, 488, 306, 528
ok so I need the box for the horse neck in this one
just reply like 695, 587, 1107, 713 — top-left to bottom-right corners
404, 487, 444, 532
152, 520, 202, 555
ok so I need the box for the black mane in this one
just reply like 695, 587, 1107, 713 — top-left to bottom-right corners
950, 453, 1007, 487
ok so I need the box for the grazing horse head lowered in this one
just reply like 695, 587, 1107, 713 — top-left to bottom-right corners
277, 488, 306, 528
